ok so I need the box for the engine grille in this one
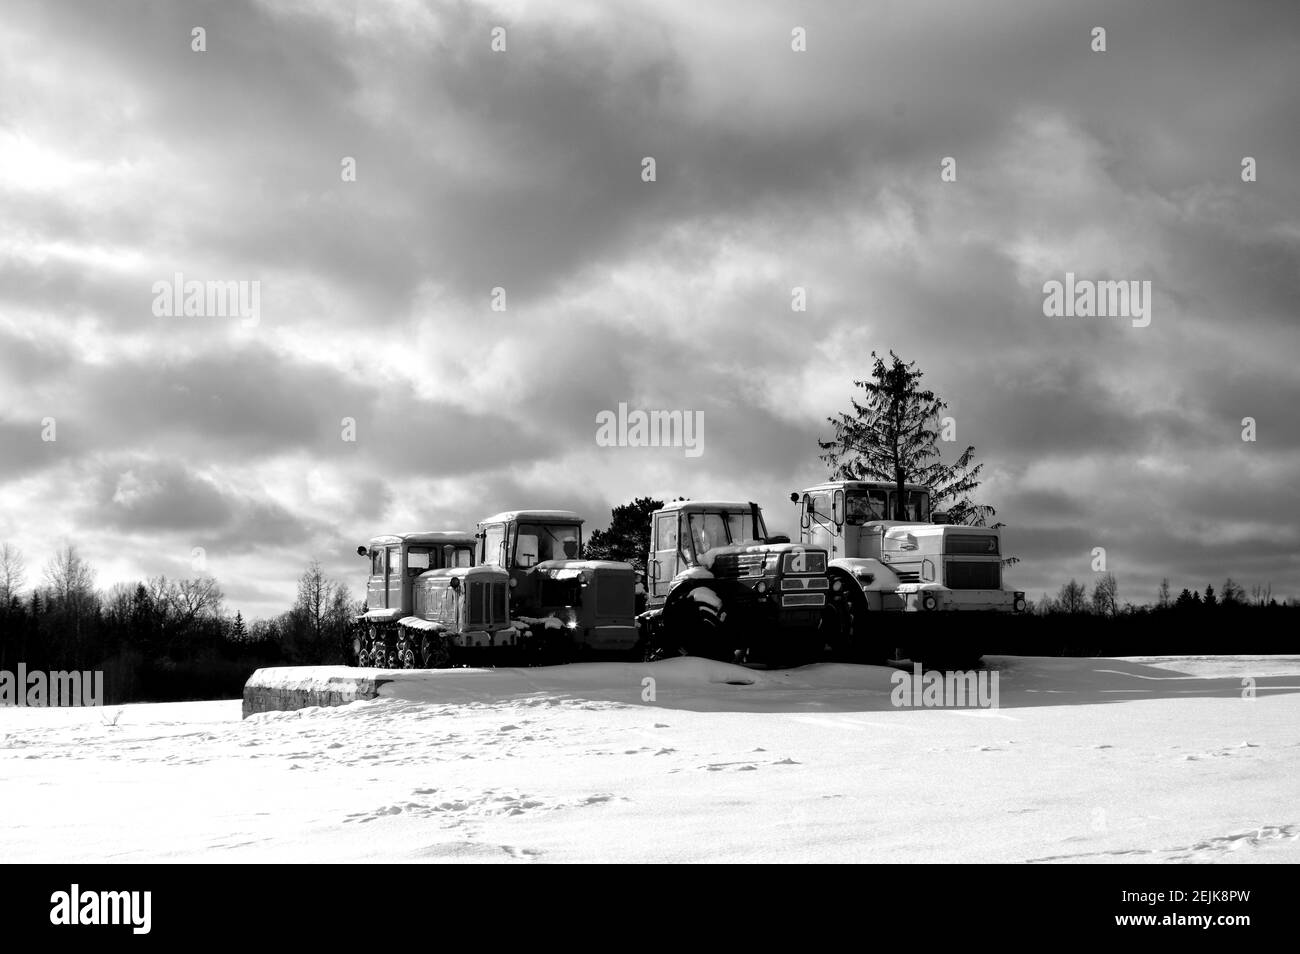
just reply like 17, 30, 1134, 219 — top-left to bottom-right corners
944, 560, 1000, 590
781, 577, 829, 591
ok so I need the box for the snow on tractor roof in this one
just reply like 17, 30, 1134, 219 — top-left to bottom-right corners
802, 480, 929, 494
477, 510, 583, 525
368, 530, 476, 547
656, 500, 757, 513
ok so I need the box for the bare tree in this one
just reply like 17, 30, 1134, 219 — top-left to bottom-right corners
296, 560, 329, 647
144, 575, 224, 642
1056, 579, 1088, 615
43, 544, 96, 607
1156, 578, 1171, 610
0, 542, 26, 605
1091, 573, 1119, 617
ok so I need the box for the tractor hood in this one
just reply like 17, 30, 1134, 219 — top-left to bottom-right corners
882, 523, 1001, 557
698, 540, 819, 569
533, 560, 634, 579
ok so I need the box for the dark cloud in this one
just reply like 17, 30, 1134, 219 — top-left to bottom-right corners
1, 0, 1299, 617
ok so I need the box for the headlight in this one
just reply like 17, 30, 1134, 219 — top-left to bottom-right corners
1014, 595, 1026, 612
509, 578, 517, 588
922, 595, 938, 611
756, 580, 768, 595
831, 578, 843, 592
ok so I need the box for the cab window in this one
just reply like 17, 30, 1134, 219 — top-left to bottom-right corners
655, 513, 678, 552
370, 549, 384, 575
889, 491, 929, 521
387, 546, 401, 576
481, 526, 505, 566
407, 548, 432, 574
445, 546, 473, 568
686, 513, 728, 557
846, 491, 888, 524
725, 511, 759, 545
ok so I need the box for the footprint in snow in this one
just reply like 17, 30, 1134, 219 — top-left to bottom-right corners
773, 758, 800, 765
500, 845, 543, 860
654, 723, 670, 728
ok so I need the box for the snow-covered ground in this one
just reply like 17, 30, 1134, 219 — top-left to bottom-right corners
2, 655, 1298, 863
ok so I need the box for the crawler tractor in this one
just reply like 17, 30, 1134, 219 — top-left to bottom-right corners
352, 531, 476, 667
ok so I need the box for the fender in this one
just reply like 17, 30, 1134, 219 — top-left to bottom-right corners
829, 557, 900, 591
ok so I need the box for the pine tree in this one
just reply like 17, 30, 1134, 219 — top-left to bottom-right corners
231, 611, 247, 641
1204, 584, 1217, 608
585, 497, 665, 572
818, 350, 998, 527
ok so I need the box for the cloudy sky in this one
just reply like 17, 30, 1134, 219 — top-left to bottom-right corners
2, 0, 1298, 618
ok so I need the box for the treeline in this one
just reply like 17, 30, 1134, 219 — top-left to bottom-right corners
0, 543, 358, 704
1030, 573, 1289, 616
990, 572, 1298, 656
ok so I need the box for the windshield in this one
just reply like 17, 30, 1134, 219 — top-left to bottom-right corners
685, 510, 764, 559
892, 491, 929, 522
445, 545, 474, 568
845, 491, 888, 525
514, 523, 581, 567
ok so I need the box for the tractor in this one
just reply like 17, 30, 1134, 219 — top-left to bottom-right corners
475, 510, 639, 658
352, 531, 476, 667
398, 564, 520, 668
793, 479, 1026, 666
636, 500, 852, 665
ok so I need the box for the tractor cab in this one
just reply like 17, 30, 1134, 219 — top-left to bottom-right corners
796, 480, 933, 561
476, 510, 637, 654
356, 531, 477, 617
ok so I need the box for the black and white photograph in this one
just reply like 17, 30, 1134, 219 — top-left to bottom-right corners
1, 0, 1297, 925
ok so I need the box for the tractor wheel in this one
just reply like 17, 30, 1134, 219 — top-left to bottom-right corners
817, 589, 856, 662
664, 586, 727, 659
420, 634, 451, 669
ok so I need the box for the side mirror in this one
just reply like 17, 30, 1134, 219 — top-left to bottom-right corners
767, 533, 791, 544
832, 491, 843, 526
356, 545, 368, 557
799, 495, 811, 530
